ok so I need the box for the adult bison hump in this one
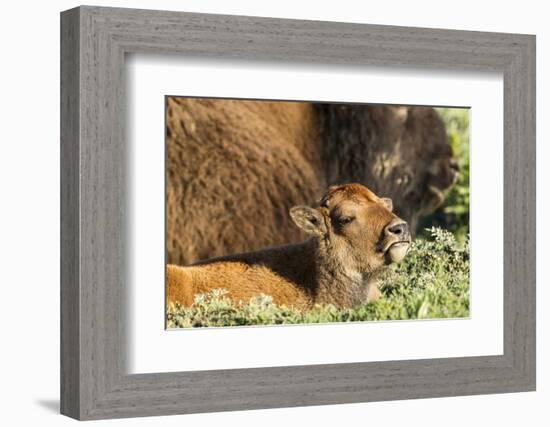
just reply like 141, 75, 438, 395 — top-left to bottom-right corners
166, 97, 323, 265
166, 97, 457, 266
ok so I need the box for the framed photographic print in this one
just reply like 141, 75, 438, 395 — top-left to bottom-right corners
60, 5, 536, 420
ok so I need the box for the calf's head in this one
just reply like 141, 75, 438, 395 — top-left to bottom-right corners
290, 183, 411, 273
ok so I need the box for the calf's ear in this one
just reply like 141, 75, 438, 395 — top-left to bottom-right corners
381, 197, 393, 212
290, 206, 327, 236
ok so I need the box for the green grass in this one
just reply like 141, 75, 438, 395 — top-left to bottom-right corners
167, 227, 470, 328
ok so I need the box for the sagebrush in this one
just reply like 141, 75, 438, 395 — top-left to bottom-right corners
166, 228, 470, 328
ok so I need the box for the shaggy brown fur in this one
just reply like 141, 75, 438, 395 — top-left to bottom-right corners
167, 98, 457, 265
316, 104, 459, 225
167, 184, 411, 309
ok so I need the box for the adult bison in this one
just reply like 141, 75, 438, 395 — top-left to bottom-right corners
166, 97, 458, 266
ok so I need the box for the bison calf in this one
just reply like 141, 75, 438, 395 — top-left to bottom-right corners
167, 183, 411, 309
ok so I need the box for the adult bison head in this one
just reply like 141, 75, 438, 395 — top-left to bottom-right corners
316, 104, 459, 232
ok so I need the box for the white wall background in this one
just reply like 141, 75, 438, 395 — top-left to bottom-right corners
0, 0, 546, 425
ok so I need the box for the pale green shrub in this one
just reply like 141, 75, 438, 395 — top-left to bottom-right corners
166, 228, 470, 328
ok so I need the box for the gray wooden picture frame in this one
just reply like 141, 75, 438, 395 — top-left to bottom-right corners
60, 5, 536, 421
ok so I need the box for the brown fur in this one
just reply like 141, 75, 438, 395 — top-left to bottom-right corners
167, 184, 411, 309
167, 98, 457, 266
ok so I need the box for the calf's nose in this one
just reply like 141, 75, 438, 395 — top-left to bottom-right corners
385, 221, 409, 238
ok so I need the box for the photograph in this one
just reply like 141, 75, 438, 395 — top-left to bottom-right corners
165, 97, 470, 328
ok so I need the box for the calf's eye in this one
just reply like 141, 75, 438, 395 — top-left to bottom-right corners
337, 216, 355, 226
